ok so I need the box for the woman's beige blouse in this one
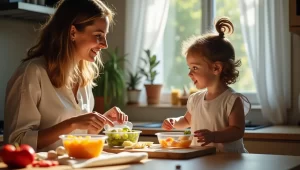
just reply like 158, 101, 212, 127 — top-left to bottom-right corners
4, 57, 94, 152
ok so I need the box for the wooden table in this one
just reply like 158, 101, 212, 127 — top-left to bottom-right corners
1, 153, 300, 170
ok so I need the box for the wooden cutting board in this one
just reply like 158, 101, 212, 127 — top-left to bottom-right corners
103, 144, 216, 159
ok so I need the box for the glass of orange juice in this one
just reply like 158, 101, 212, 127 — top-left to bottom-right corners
189, 87, 198, 95
171, 88, 180, 105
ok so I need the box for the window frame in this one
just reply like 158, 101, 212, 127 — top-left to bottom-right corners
159, 0, 259, 106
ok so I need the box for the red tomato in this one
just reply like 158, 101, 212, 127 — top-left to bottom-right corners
32, 160, 59, 167
51, 161, 59, 166
38, 160, 53, 167
0, 144, 35, 168
1, 145, 16, 165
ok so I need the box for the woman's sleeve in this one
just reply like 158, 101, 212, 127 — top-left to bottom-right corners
4, 62, 42, 151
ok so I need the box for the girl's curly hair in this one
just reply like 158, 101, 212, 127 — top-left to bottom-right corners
182, 17, 241, 85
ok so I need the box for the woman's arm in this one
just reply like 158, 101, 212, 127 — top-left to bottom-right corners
37, 119, 75, 150
39, 112, 112, 149
5, 63, 43, 151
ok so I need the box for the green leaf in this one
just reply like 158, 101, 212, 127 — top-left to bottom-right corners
92, 47, 126, 110
140, 57, 148, 65
150, 55, 157, 66
150, 61, 160, 70
139, 49, 160, 84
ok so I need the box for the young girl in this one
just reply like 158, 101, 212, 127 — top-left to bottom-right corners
162, 17, 251, 153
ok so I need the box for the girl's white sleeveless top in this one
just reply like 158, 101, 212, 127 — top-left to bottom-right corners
187, 88, 251, 153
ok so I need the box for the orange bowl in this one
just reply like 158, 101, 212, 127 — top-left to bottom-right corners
59, 134, 107, 159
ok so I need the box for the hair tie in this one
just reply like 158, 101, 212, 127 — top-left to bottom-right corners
219, 32, 225, 38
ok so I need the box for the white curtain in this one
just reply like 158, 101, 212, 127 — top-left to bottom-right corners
239, 0, 291, 124
125, 0, 170, 103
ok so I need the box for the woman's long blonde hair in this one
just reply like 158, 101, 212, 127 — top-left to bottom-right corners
23, 0, 114, 88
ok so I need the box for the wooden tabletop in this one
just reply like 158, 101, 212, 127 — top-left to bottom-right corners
132, 123, 300, 141
1, 153, 300, 170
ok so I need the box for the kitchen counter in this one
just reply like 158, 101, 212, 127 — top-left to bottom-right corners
133, 123, 300, 156
1, 153, 299, 170
133, 122, 300, 141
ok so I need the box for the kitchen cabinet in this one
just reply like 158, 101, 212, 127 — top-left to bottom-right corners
290, 0, 300, 35
244, 140, 300, 156
0, 2, 54, 22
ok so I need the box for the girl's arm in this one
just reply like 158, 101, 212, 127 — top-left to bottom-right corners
173, 111, 192, 129
162, 111, 191, 130
213, 97, 245, 143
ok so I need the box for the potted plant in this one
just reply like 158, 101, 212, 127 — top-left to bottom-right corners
93, 47, 126, 113
127, 71, 142, 105
140, 49, 162, 105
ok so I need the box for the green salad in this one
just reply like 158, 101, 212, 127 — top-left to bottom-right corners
184, 130, 191, 135
106, 128, 139, 147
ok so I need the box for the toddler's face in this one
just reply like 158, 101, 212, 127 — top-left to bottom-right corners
186, 53, 215, 89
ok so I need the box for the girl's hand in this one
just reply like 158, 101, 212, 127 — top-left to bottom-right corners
161, 118, 174, 130
194, 129, 215, 146
103, 106, 128, 124
69, 112, 113, 132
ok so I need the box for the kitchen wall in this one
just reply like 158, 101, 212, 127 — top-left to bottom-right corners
0, 0, 300, 125
0, 18, 38, 120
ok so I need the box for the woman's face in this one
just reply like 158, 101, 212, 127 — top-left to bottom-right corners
71, 16, 109, 62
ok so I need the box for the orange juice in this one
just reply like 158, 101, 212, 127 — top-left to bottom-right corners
189, 88, 198, 95
171, 89, 180, 105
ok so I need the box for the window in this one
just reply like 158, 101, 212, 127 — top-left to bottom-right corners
162, 0, 258, 104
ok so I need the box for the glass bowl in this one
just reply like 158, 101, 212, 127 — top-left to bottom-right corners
155, 132, 193, 148
103, 130, 142, 147
59, 134, 107, 159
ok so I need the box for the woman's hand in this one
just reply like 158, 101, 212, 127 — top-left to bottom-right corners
161, 118, 174, 130
103, 107, 128, 124
194, 129, 215, 146
69, 112, 114, 132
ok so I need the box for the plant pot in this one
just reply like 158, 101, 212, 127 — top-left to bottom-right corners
179, 96, 188, 106
144, 84, 163, 105
127, 90, 141, 105
94, 96, 105, 114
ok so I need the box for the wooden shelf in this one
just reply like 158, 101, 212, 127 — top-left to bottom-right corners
0, 2, 55, 22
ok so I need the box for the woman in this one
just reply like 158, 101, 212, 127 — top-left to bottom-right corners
4, 0, 128, 152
